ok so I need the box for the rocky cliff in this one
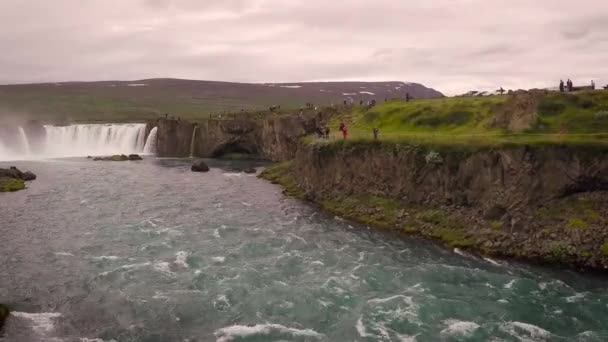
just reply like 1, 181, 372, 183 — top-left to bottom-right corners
263, 141, 608, 270
147, 112, 324, 161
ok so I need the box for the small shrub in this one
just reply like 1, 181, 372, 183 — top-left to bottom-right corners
549, 242, 569, 262
601, 243, 608, 256
425, 150, 443, 164
594, 111, 608, 119
538, 99, 565, 116
490, 221, 502, 231
566, 218, 588, 229
584, 209, 599, 221
402, 225, 418, 233
418, 209, 447, 225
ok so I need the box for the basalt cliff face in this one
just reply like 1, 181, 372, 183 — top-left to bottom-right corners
147, 113, 322, 161
292, 143, 608, 209
264, 142, 608, 270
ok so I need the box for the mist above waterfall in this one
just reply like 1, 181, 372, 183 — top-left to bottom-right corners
0, 123, 153, 161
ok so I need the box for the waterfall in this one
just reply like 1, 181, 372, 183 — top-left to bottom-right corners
0, 123, 147, 161
189, 126, 198, 158
18, 127, 31, 155
143, 127, 158, 155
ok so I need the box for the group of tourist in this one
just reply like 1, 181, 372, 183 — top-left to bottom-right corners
559, 79, 598, 92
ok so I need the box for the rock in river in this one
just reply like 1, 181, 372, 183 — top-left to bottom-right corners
243, 167, 257, 174
191, 160, 210, 172
0, 166, 36, 192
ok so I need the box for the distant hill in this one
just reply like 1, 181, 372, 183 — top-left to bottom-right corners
0, 78, 443, 123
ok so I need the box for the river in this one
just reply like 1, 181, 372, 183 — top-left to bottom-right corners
1, 158, 607, 341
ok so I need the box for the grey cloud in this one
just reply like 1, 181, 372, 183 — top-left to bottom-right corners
0, 0, 607, 94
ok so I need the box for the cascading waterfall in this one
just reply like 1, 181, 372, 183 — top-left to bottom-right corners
0, 123, 152, 161
18, 127, 31, 155
189, 126, 198, 158
143, 127, 158, 155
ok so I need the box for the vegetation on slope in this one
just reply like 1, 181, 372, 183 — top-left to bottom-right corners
324, 90, 608, 146
0, 79, 441, 123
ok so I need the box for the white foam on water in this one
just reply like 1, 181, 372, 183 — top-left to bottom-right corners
280, 85, 302, 89
99, 262, 151, 276
317, 299, 332, 307
223, 173, 242, 177
358, 252, 365, 261
213, 229, 221, 238
11, 312, 62, 335
215, 323, 324, 342
504, 279, 517, 289
92, 256, 121, 261
359, 91, 376, 95
566, 292, 587, 303
502, 321, 552, 341
153, 262, 174, 276
367, 295, 413, 305
174, 251, 189, 268
453, 248, 472, 257
212, 256, 226, 263
356, 316, 371, 337
440, 320, 480, 337
288, 233, 307, 243
241, 202, 252, 206
80, 338, 118, 342
310, 260, 324, 267
213, 295, 231, 310
55, 252, 74, 257
483, 257, 502, 266
498, 299, 509, 304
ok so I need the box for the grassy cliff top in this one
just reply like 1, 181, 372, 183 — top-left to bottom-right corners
322, 90, 608, 146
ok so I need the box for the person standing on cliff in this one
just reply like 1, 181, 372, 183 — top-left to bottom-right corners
591, 80, 595, 90
373, 127, 379, 140
559, 80, 564, 92
341, 124, 348, 140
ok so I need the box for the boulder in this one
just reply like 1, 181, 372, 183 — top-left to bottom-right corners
21, 171, 37, 181
243, 167, 257, 174
93, 154, 130, 161
0, 167, 36, 181
191, 159, 210, 172
128, 154, 143, 161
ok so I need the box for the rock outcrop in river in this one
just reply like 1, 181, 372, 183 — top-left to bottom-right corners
0, 166, 36, 192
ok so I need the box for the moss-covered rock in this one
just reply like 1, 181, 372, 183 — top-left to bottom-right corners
0, 177, 25, 192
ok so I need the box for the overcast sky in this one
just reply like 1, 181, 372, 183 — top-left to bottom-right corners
1, 0, 607, 94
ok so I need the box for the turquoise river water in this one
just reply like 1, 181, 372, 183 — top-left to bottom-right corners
1, 158, 608, 342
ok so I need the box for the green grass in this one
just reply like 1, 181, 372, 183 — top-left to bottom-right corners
322, 90, 608, 146
0, 177, 25, 192
601, 243, 608, 256
258, 162, 306, 199
566, 218, 588, 229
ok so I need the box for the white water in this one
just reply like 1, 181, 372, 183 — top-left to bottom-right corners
0, 124, 154, 161
18, 127, 31, 155
189, 126, 198, 158
143, 127, 158, 155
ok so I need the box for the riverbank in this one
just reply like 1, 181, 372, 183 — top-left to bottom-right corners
260, 141, 608, 271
